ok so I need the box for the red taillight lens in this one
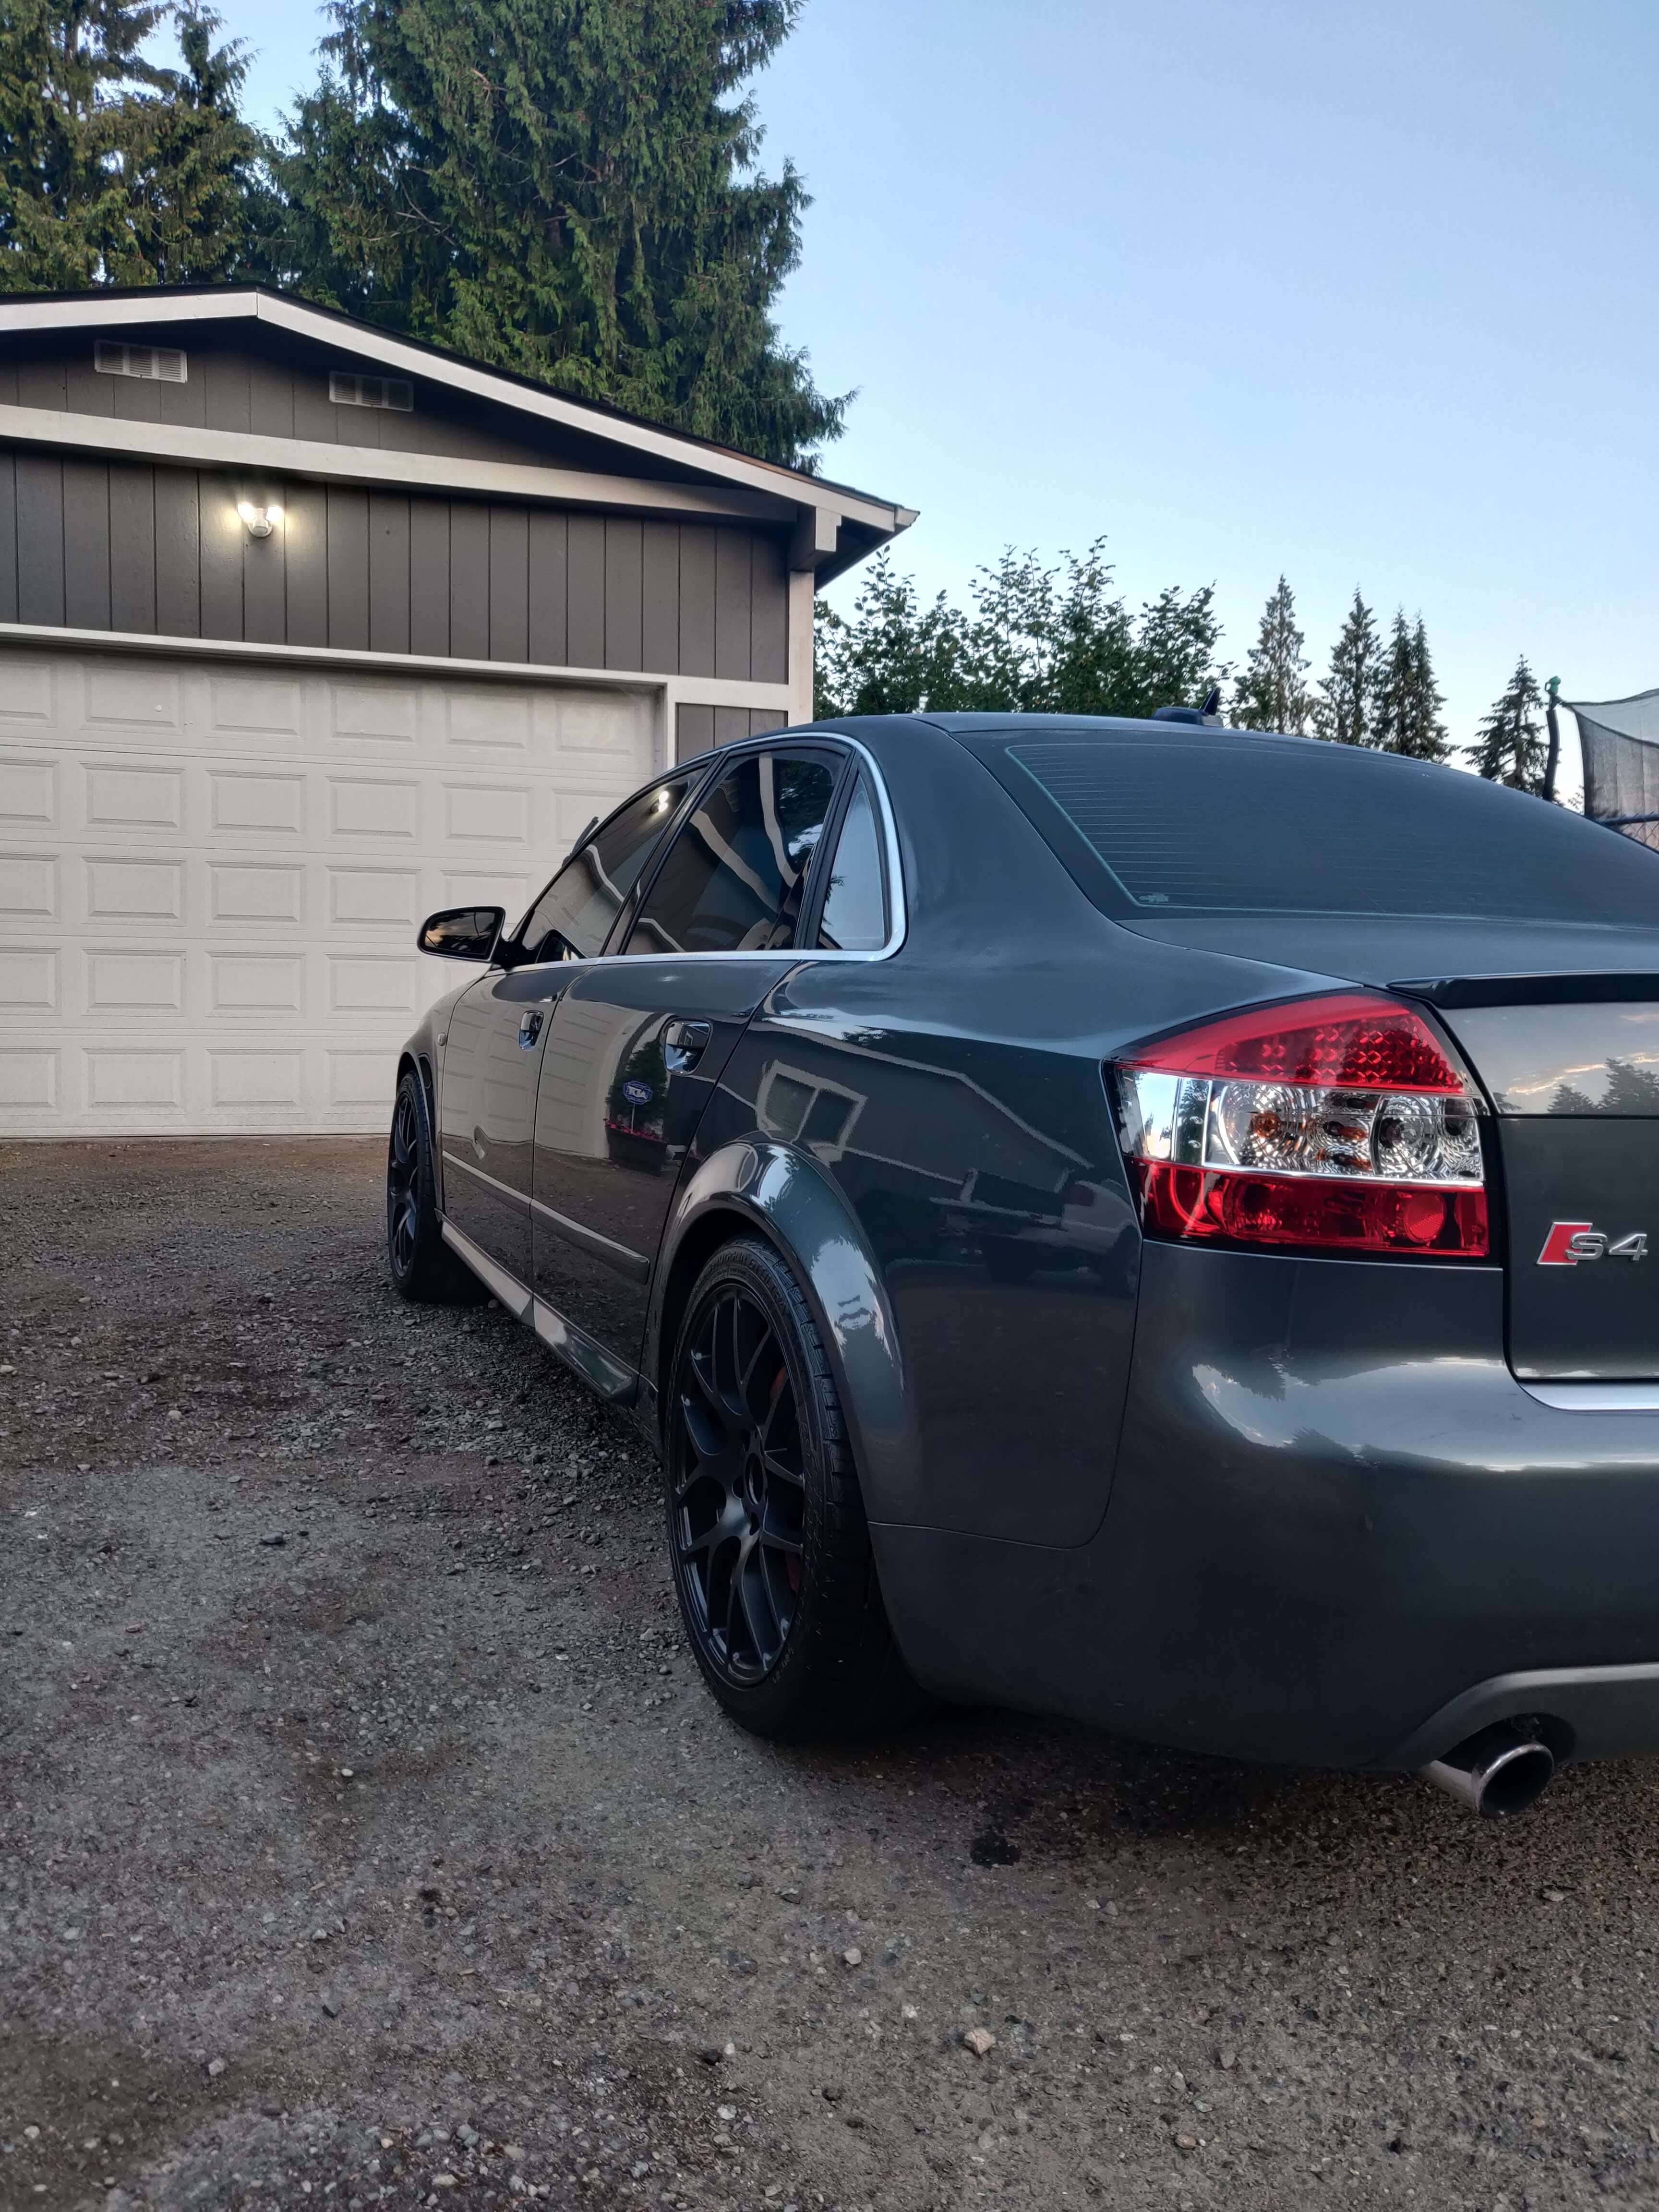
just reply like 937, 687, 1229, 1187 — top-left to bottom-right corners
1120, 990, 1464, 1091
1112, 992, 1489, 1260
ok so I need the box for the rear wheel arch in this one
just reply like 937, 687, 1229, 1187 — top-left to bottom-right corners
650, 1144, 921, 1527
662, 1230, 926, 1739
655, 1202, 756, 1424
397, 1049, 442, 1201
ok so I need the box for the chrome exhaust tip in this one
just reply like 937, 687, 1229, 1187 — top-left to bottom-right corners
1419, 1719, 1556, 1818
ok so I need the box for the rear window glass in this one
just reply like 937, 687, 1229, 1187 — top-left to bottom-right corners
996, 736, 1659, 923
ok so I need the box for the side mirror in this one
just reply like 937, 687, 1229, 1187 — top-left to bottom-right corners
417, 905, 505, 962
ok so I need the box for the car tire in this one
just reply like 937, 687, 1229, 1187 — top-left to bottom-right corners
665, 1236, 922, 1741
385, 1067, 487, 1304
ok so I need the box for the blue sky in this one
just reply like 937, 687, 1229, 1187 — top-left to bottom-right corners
199, 0, 1659, 776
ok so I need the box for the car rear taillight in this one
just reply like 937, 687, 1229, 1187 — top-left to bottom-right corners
1110, 992, 1489, 1258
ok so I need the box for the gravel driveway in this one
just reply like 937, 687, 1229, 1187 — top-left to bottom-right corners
6, 1138, 1659, 2212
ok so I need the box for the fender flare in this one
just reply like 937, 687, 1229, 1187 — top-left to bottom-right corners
648, 1140, 921, 1527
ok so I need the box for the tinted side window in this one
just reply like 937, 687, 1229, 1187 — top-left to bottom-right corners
518, 779, 687, 961
626, 752, 837, 955
817, 775, 888, 950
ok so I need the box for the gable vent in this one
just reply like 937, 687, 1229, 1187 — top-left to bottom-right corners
329, 371, 413, 412
94, 341, 187, 384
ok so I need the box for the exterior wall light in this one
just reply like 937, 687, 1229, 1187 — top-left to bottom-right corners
237, 501, 281, 539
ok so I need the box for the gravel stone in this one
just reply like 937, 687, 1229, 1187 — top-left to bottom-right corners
3, 1137, 1655, 2212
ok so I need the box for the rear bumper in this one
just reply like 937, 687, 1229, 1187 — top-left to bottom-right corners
1382, 1663, 1659, 1769
872, 1242, 1659, 1769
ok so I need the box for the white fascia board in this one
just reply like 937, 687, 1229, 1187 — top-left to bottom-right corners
0, 621, 793, 706
0, 290, 258, 334
0, 402, 793, 523
0, 290, 912, 540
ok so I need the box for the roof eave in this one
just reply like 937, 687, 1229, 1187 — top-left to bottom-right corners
0, 287, 914, 568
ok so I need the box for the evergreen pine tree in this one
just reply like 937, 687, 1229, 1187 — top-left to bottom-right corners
1406, 615, 1450, 760
1469, 657, 1548, 791
0, 0, 170, 290
277, 0, 843, 466
1371, 608, 1450, 760
1232, 575, 1309, 733
1313, 589, 1380, 745
114, 6, 270, 284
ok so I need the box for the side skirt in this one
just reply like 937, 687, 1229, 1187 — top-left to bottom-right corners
441, 1216, 638, 1407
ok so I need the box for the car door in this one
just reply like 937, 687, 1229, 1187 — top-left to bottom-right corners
438, 774, 690, 1287
437, 964, 565, 1287
530, 742, 849, 1386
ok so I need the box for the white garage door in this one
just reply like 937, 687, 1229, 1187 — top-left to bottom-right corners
0, 646, 657, 1136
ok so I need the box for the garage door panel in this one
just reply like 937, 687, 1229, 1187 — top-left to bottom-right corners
328, 866, 420, 927
1, 852, 59, 915
442, 782, 534, 845
203, 673, 307, 745
0, 1048, 59, 1106
326, 954, 420, 1016
442, 869, 531, 916
328, 775, 421, 841
0, 757, 58, 825
545, 686, 650, 757
208, 1050, 305, 1108
85, 764, 185, 830
0, 661, 56, 721
0, 949, 57, 1009
209, 952, 305, 1014
210, 862, 304, 924
448, 687, 531, 754
86, 950, 184, 1012
86, 1048, 183, 1111
326, 1048, 394, 1107
329, 680, 421, 748
210, 770, 304, 836
0, 647, 661, 1133
84, 663, 180, 732
85, 856, 183, 921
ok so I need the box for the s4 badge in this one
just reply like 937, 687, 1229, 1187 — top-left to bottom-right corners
1538, 1221, 1649, 1265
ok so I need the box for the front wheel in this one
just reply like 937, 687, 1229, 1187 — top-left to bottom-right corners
385, 1068, 486, 1303
665, 1236, 921, 1740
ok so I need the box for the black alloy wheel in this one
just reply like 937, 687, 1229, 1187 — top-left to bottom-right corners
666, 1237, 922, 1739
674, 1278, 807, 1682
386, 1080, 424, 1281
385, 1067, 485, 1304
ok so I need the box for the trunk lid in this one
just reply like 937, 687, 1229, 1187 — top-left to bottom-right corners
1120, 914, 1659, 1380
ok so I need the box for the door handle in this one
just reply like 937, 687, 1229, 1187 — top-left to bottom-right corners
663, 1018, 713, 1072
518, 1010, 544, 1050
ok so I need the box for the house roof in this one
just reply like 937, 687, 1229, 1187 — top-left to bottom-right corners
0, 285, 915, 581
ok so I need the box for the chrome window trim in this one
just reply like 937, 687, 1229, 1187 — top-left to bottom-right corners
1522, 1381, 1659, 1411
613, 733, 907, 966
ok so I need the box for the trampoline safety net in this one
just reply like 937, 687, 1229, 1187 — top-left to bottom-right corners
1573, 689, 1659, 851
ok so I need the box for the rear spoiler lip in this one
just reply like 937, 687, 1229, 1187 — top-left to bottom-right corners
1393, 972, 1659, 1010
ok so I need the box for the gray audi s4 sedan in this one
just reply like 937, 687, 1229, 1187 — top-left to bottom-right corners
387, 711, 1659, 1816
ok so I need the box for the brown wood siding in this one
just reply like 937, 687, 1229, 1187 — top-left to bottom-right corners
16, 454, 64, 625
3, 341, 605, 470
0, 454, 789, 682
675, 703, 792, 762
108, 465, 156, 632
153, 471, 200, 637
61, 456, 111, 630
